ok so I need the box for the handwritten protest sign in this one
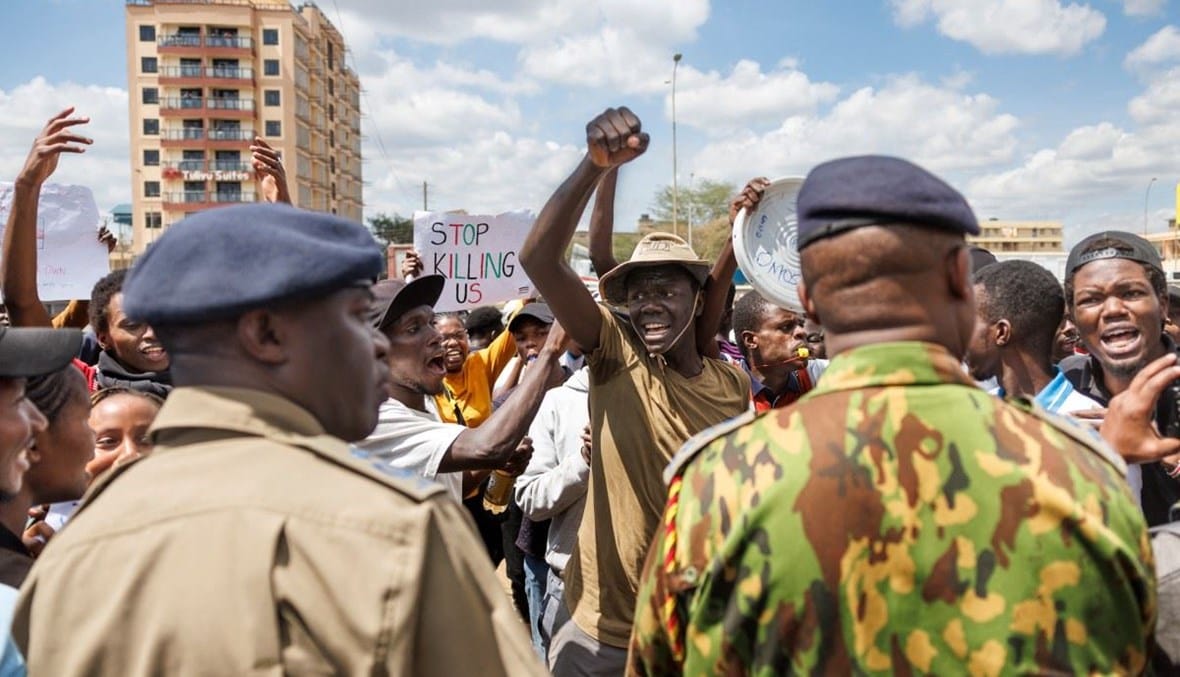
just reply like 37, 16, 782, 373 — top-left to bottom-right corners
0, 183, 109, 301
413, 210, 536, 311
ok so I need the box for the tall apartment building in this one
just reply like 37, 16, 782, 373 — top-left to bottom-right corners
125, 0, 362, 255
968, 220, 1065, 253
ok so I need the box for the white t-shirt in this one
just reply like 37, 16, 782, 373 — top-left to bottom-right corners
353, 398, 465, 501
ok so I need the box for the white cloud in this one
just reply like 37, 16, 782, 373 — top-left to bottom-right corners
672, 60, 840, 131
1125, 25, 1180, 72
966, 65, 1180, 219
688, 74, 1019, 184
890, 0, 1106, 56
363, 132, 584, 218
0, 77, 129, 212
332, 0, 706, 46
1121, 0, 1165, 16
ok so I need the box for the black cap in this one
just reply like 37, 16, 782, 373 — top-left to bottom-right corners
0, 327, 82, 378
1066, 231, 1163, 280
123, 204, 384, 325
508, 302, 554, 331
796, 155, 979, 250
371, 275, 445, 331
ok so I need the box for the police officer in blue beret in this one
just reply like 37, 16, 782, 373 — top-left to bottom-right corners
631, 155, 1153, 674
14, 203, 545, 675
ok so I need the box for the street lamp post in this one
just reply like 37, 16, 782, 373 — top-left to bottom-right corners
687, 172, 695, 251
1145, 177, 1158, 236
671, 52, 682, 238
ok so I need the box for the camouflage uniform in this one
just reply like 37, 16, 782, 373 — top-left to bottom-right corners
628, 341, 1155, 676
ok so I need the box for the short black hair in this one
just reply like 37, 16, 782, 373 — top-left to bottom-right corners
465, 306, 503, 335
89, 268, 129, 334
974, 260, 1063, 359
731, 290, 775, 361
1064, 236, 1167, 307
27, 367, 86, 425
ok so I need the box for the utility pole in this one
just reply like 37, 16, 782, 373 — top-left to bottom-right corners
423, 181, 428, 211
671, 52, 682, 238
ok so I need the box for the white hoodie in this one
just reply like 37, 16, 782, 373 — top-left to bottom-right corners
515, 367, 590, 573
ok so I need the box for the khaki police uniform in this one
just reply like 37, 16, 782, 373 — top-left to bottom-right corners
15, 387, 545, 676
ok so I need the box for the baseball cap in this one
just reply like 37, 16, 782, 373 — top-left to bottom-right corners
371, 275, 445, 331
508, 302, 554, 331
0, 327, 82, 378
1065, 231, 1162, 279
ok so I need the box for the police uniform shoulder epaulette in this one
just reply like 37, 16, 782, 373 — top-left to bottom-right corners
1005, 396, 1127, 475
664, 408, 760, 485
340, 444, 448, 501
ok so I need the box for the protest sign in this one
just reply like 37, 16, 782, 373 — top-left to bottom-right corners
0, 182, 109, 301
413, 210, 536, 311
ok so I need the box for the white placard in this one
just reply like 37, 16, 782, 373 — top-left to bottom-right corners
413, 210, 536, 312
0, 183, 109, 301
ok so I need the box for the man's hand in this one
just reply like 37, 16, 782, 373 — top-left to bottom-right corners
22, 507, 55, 557
542, 321, 571, 388
251, 137, 291, 204
729, 177, 771, 225
17, 107, 91, 188
401, 250, 423, 279
501, 437, 534, 477
1100, 353, 1180, 463
580, 423, 592, 465
97, 226, 118, 253
586, 107, 649, 169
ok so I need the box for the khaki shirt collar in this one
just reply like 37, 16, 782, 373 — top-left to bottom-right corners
150, 386, 327, 442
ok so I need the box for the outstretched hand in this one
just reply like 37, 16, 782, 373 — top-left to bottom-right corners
251, 137, 291, 204
586, 107, 649, 169
1100, 353, 1180, 464
18, 107, 91, 187
730, 177, 771, 225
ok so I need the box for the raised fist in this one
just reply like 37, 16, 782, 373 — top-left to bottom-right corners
586, 106, 649, 169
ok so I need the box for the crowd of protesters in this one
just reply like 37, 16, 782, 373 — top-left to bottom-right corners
0, 102, 1174, 676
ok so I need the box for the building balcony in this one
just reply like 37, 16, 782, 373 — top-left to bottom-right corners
159, 97, 255, 119
158, 66, 254, 87
162, 190, 256, 211
158, 34, 253, 57
160, 128, 255, 148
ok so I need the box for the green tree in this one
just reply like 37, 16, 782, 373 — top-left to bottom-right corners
368, 212, 413, 248
651, 179, 735, 226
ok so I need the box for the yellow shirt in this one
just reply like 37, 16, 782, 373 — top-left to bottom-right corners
434, 328, 516, 428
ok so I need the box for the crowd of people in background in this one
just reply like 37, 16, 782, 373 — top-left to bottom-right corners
0, 102, 1174, 675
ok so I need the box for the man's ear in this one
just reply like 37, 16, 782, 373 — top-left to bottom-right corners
947, 246, 972, 301
740, 329, 757, 353
235, 309, 290, 365
994, 319, 1012, 347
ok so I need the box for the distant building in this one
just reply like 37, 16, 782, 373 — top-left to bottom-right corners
125, 0, 362, 254
969, 220, 1064, 254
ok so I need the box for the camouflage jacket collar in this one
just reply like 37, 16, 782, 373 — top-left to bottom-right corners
810, 341, 973, 394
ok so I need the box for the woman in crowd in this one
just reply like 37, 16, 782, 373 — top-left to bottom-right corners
0, 367, 92, 585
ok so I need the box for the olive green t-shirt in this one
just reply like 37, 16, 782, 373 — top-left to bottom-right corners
563, 305, 749, 647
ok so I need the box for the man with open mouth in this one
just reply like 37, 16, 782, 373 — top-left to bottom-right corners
355, 275, 567, 503
1061, 231, 1180, 526
520, 106, 750, 675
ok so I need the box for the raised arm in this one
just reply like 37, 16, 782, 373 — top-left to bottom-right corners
2, 108, 92, 328
588, 167, 620, 277
251, 137, 291, 205
695, 178, 770, 358
520, 107, 649, 353
440, 322, 568, 472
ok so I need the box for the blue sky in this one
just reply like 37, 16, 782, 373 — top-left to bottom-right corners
1, 0, 1178, 245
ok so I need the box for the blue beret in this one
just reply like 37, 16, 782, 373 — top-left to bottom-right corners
796, 155, 979, 250
123, 203, 383, 324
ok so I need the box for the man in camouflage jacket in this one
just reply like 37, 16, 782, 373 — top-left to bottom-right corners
628, 156, 1155, 675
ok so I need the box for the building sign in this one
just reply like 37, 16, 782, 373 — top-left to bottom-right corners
181, 170, 251, 181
